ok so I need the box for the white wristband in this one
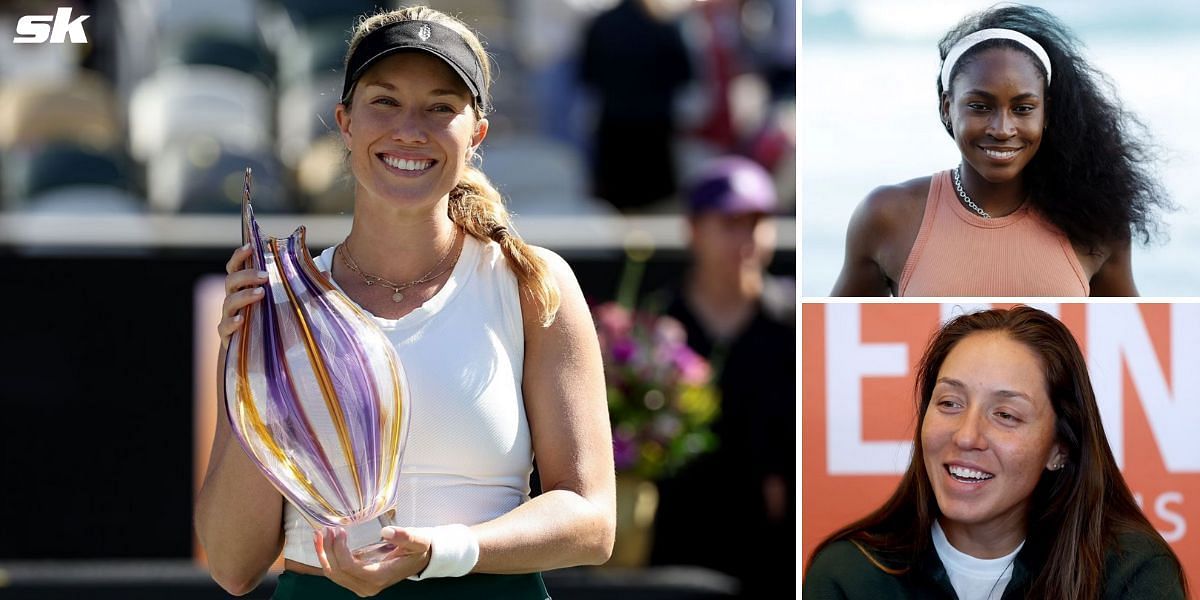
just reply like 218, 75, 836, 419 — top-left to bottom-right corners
406, 524, 480, 580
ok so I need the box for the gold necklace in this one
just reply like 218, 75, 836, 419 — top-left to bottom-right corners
339, 227, 462, 303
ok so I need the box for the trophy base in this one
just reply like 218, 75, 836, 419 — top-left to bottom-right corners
351, 540, 398, 564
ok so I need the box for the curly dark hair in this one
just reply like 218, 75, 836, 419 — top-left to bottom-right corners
936, 4, 1171, 250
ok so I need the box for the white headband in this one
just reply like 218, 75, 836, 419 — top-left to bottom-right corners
940, 28, 1052, 90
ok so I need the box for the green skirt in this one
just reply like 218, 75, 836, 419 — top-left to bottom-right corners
272, 570, 550, 599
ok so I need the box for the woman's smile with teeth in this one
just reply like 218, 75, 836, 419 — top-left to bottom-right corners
381, 155, 434, 171
948, 465, 995, 481
983, 148, 1020, 159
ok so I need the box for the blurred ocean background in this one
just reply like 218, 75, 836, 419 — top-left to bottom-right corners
802, 0, 1200, 297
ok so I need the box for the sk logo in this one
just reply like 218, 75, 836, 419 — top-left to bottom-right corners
13, 7, 90, 44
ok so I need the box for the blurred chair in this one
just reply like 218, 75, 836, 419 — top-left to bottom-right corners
114, 0, 265, 102
275, 20, 349, 86
274, 19, 356, 169
2, 143, 135, 211
140, 0, 262, 41
0, 71, 122, 152
480, 134, 616, 216
146, 138, 291, 214
273, 0, 386, 29
295, 134, 354, 214
25, 186, 146, 215
128, 65, 272, 162
277, 73, 341, 168
161, 31, 276, 85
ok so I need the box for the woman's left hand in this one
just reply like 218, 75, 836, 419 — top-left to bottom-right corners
313, 526, 432, 597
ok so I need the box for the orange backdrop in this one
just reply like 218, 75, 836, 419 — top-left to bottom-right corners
802, 303, 1199, 587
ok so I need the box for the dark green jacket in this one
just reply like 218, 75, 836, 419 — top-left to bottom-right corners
803, 532, 1185, 599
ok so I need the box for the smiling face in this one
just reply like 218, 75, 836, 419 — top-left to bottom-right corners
941, 46, 1047, 185
921, 331, 1066, 551
335, 51, 488, 211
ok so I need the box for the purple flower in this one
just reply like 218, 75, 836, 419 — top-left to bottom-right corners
652, 413, 682, 441
672, 345, 711, 386
595, 302, 633, 340
611, 338, 638, 364
594, 302, 718, 479
612, 428, 639, 471
653, 315, 686, 346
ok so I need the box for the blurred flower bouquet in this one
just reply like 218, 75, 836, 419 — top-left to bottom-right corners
594, 301, 719, 481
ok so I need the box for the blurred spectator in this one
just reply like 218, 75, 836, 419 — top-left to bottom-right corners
647, 156, 795, 597
676, 0, 795, 172
513, 0, 614, 152
658, 0, 796, 218
738, 0, 795, 102
737, 0, 796, 200
581, 0, 693, 212
685, 0, 742, 151
745, 100, 795, 212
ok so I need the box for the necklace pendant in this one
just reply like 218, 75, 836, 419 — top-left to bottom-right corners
391, 291, 404, 303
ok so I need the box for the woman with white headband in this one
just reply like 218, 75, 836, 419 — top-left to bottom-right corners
831, 5, 1171, 297
196, 6, 615, 598
803, 307, 1188, 599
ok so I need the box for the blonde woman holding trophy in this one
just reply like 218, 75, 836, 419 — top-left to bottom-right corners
195, 6, 615, 598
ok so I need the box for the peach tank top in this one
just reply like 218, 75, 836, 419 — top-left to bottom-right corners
899, 170, 1089, 297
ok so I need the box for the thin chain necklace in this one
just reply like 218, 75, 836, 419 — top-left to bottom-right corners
986, 557, 1016, 599
953, 165, 992, 219
339, 227, 462, 303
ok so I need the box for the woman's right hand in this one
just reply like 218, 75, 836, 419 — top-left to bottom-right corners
218, 243, 270, 350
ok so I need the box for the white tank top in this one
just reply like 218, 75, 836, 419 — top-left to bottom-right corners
281, 235, 531, 567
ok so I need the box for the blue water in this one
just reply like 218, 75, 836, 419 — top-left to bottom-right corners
801, 6, 1200, 297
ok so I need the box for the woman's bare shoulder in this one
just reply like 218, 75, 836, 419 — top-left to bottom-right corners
834, 175, 933, 294
845, 175, 932, 257
857, 176, 932, 227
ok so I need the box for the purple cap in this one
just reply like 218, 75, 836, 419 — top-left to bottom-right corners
685, 156, 777, 215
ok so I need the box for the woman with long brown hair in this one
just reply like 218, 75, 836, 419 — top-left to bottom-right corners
804, 306, 1186, 599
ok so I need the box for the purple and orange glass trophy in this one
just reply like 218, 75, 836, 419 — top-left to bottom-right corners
224, 168, 410, 562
